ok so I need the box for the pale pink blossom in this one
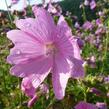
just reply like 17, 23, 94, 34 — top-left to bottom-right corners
7, 6, 84, 100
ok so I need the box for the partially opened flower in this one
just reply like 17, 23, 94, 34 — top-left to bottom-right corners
90, 0, 96, 10
75, 101, 97, 109
48, 4, 62, 16
96, 19, 102, 27
104, 75, 109, 83
21, 76, 36, 98
84, 0, 90, 6
96, 102, 107, 109
21, 76, 37, 108
48, 4, 58, 14
89, 87, 103, 96
7, 6, 84, 100
82, 21, 93, 30
76, 37, 84, 49
74, 22, 80, 29
95, 27, 105, 35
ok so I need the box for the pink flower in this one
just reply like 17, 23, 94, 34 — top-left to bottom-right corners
82, 21, 93, 30
11, 0, 19, 4
89, 87, 103, 96
90, 0, 96, 10
21, 76, 36, 98
74, 22, 80, 29
95, 28, 105, 35
76, 38, 84, 49
48, 4, 62, 16
98, 11, 104, 17
84, 0, 90, 6
75, 101, 97, 109
7, 6, 84, 100
21, 76, 37, 108
96, 19, 102, 27
48, 4, 58, 14
96, 102, 107, 109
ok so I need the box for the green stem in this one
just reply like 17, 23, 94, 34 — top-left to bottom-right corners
27, 0, 30, 6
18, 78, 22, 106
101, 30, 109, 73
3, 69, 6, 92
4, 0, 13, 24
82, 6, 87, 21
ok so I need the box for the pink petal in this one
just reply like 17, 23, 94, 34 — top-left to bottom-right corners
28, 95, 37, 108
10, 56, 52, 77
71, 58, 84, 78
30, 72, 50, 89
70, 38, 84, 78
32, 6, 56, 41
55, 16, 74, 58
7, 30, 44, 64
15, 18, 52, 43
7, 30, 37, 44
52, 54, 70, 100
71, 38, 82, 60
57, 15, 72, 38
55, 34, 74, 58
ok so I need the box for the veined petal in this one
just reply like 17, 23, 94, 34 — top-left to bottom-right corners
55, 16, 73, 58
10, 56, 52, 77
57, 15, 72, 38
30, 72, 50, 89
7, 30, 44, 64
15, 18, 42, 42
32, 6, 56, 41
52, 54, 70, 100
55, 34, 74, 58
15, 18, 51, 43
69, 38, 85, 78
32, 6, 55, 29
70, 38, 82, 60
7, 30, 38, 44
70, 58, 84, 78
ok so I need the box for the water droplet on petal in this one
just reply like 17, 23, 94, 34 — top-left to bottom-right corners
25, 23, 31, 28
57, 34, 60, 38
14, 49, 21, 55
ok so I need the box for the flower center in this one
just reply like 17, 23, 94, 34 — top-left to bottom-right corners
45, 42, 58, 56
